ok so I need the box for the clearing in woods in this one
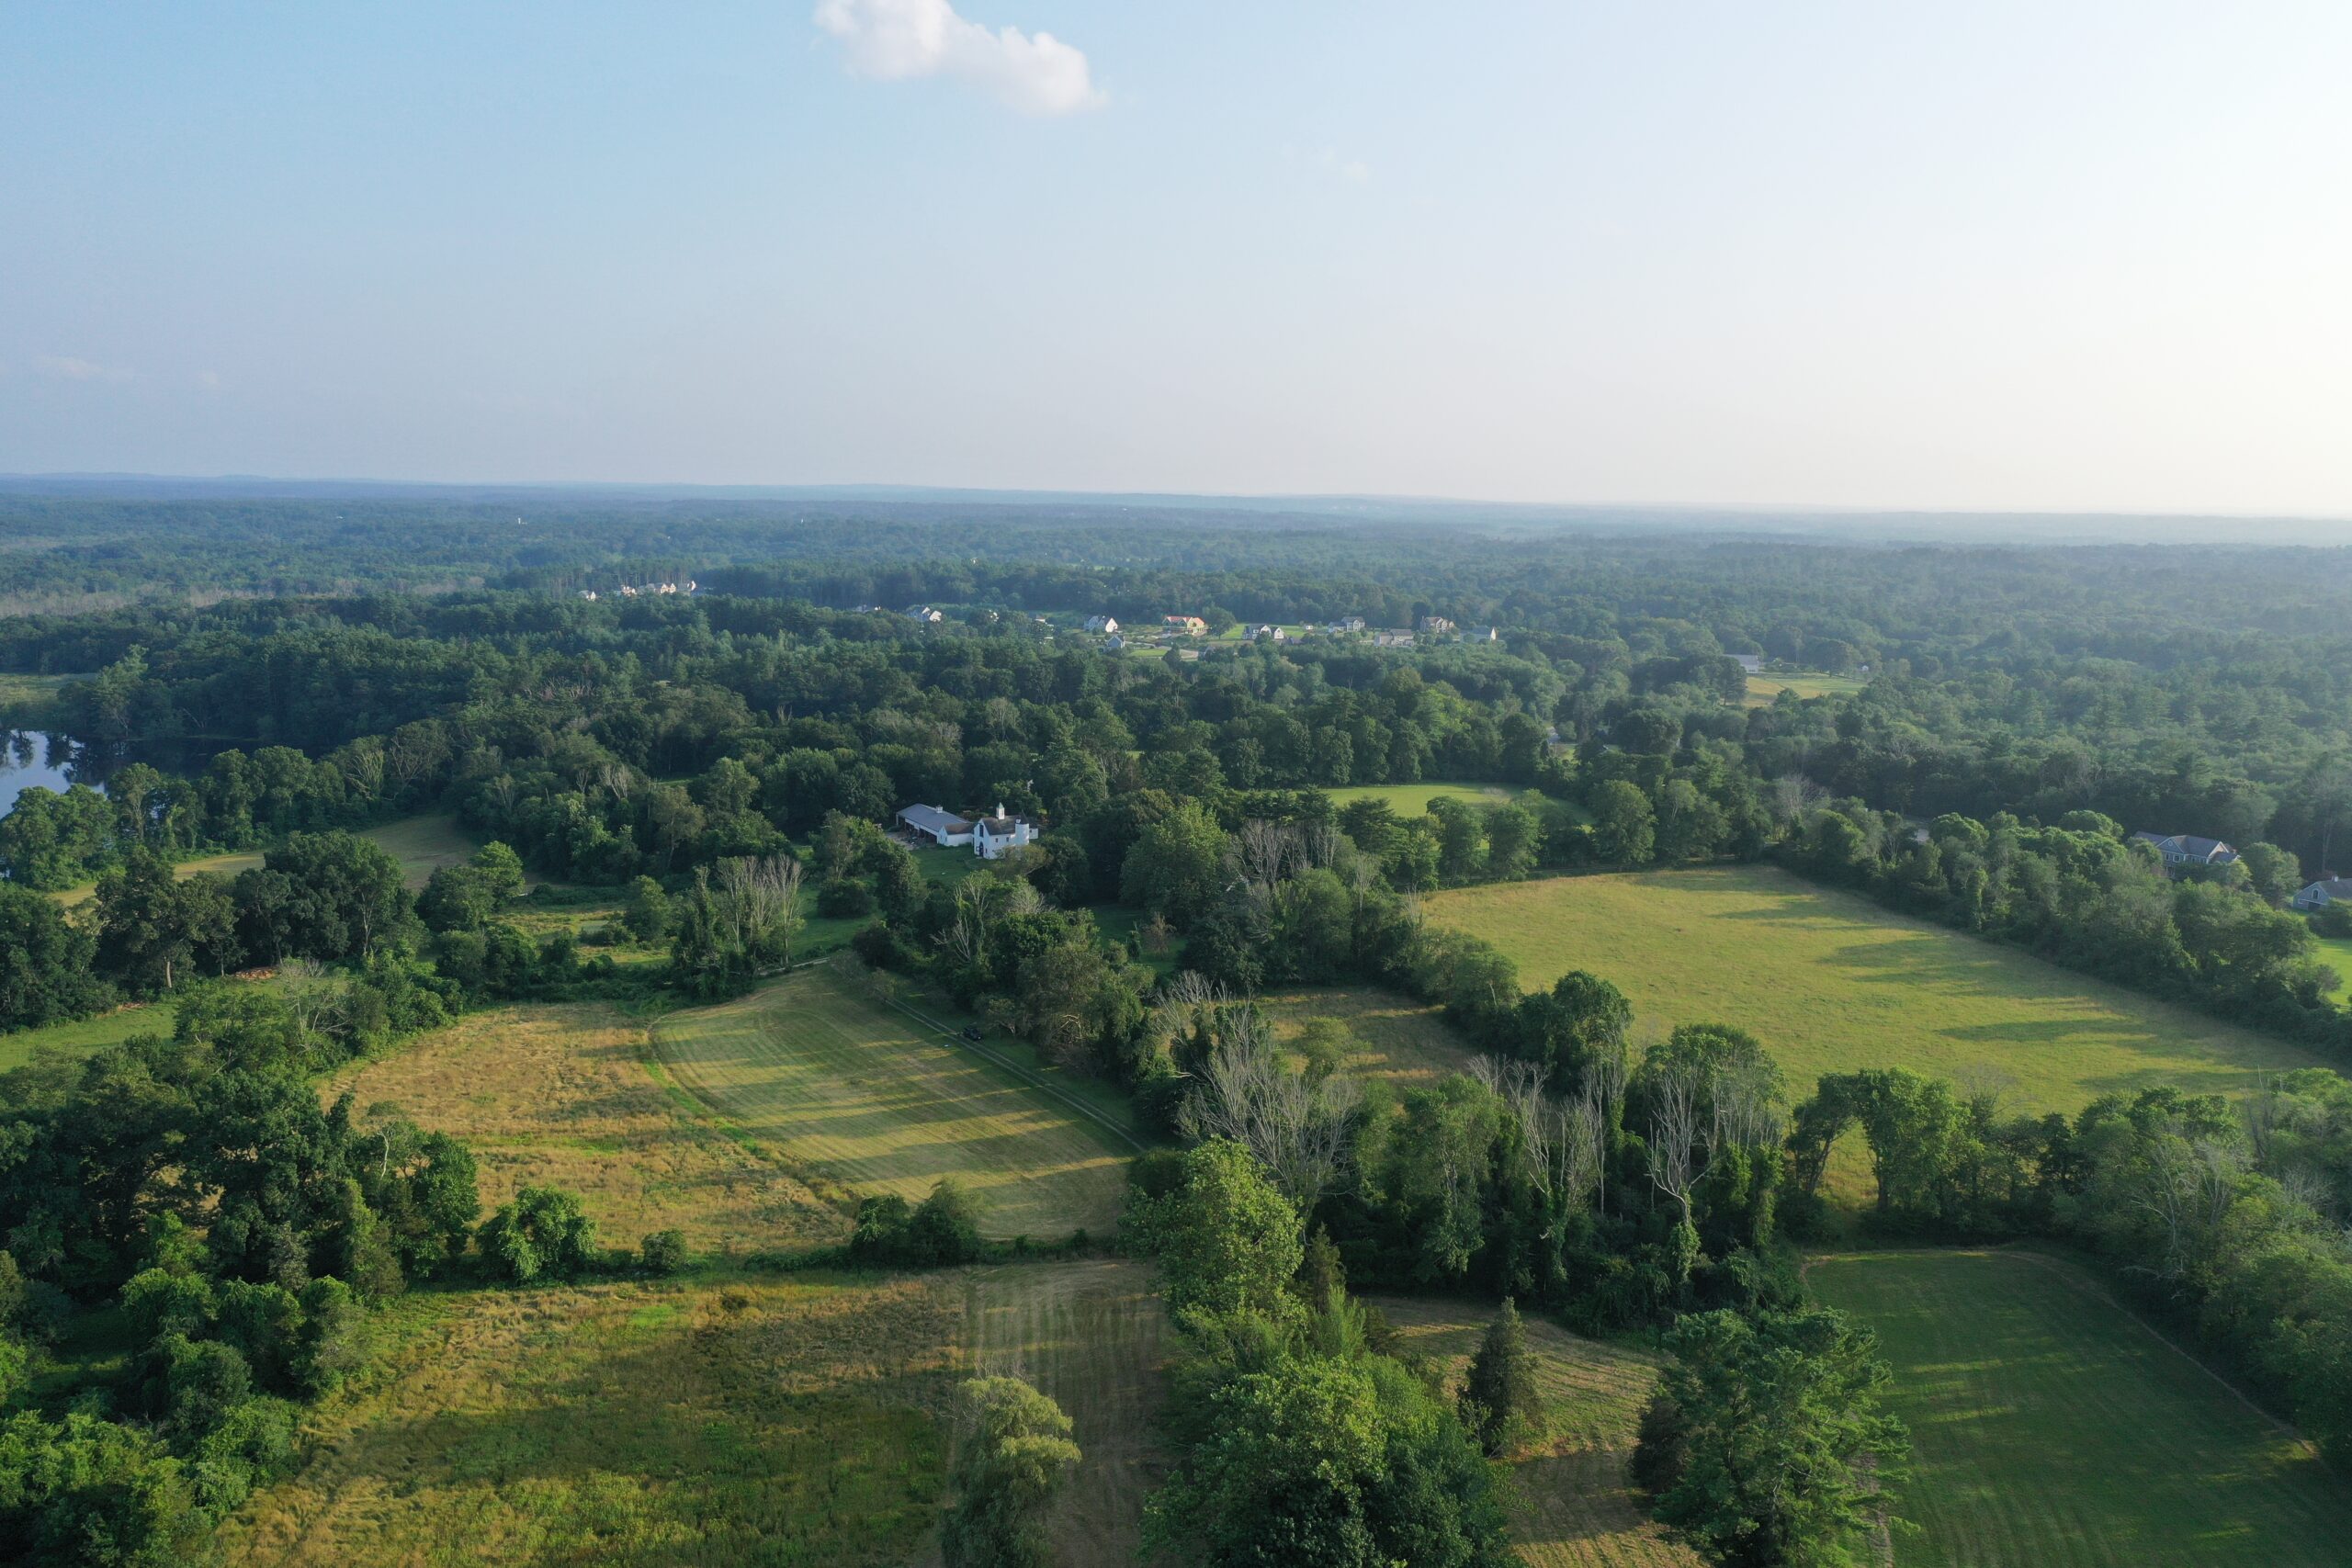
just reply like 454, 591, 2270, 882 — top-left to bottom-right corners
1260, 985, 1479, 1082
653, 964, 1130, 1240
1810, 1248, 2352, 1568
325, 1001, 850, 1254
1426, 865, 2329, 1114
1321, 781, 1519, 815
49, 811, 493, 908
218, 1271, 962, 1568
1373, 1298, 1702, 1568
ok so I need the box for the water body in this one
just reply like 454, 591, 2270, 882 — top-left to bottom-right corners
0, 731, 97, 815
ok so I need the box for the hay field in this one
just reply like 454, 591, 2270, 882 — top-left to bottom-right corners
1426, 866, 2328, 1113
1811, 1248, 2352, 1568
1374, 1298, 1702, 1568
1322, 781, 1518, 815
220, 1271, 960, 1568
327, 1002, 850, 1254
653, 966, 1129, 1240
1260, 985, 1479, 1082
1744, 671, 1868, 706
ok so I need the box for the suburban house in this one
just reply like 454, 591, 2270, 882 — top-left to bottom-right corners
903, 604, 944, 624
1328, 616, 1367, 634
970, 803, 1037, 860
897, 804, 974, 848
1374, 630, 1415, 648
1102, 634, 1126, 652
1250, 624, 1285, 642
1735, 653, 1765, 674
1163, 615, 1208, 635
1419, 615, 1456, 636
1084, 615, 1119, 634
2293, 877, 2352, 911
2131, 831, 2240, 871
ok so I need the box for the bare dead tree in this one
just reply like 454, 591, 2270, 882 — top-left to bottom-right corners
1180, 1030, 1362, 1211
1232, 819, 1300, 897
1769, 773, 1827, 829
1301, 820, 1343, 871
1708, 1061, 1785, 1161
1646, 1067, 1702, 1224
717, 854, 805, 967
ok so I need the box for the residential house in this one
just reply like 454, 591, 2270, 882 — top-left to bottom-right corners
1083, 615, 1120, 634
896, 804, 974, 848
2131, 831, 2240, 872
971, 803, 1036, 860
1734, 654, 1764, 674
1374, 631, 1415, 648
1250, 624, 1285, 642
1328, 616, 1367, 634
1102, 634, 1126, 652
903, 604, 945, 624
1163, 615, 1208, 636
1419, 615, 1456, 636
2293, 877, 2352, 912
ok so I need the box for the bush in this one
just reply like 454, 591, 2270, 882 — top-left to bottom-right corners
478, 1186, 599, 1284
2315, 901, 2352, 940
640, 1229, 690, 1275
847, 1181, 985, 1267
817, 877, 875, 918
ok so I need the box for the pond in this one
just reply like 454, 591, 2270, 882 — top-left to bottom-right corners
0, 731, 94, 816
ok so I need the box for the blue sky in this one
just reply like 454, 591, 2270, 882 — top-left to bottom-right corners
4, 2, 2348, 513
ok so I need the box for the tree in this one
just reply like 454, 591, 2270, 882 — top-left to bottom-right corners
621, 875, 673, 942
477, 1185, 598, 1283
1591, 782, 1657, 866
1122, 802, 1231, 923
95, 850, 238, 995
1128, 1140, 1305, 1330
266, 831, 412, 961
942, 1376, 1081, 1568
1457, 1298, 1542, 1456
0, 883, 111, 1031
1638, 1309, 1908, 1568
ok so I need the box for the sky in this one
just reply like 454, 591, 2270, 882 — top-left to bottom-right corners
3, 2, 2349, 515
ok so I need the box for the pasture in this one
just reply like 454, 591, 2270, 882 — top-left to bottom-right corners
327, 1001, 851, 1254
220, 1270, 961, 1568
1374, 1298, 1701, 1568
1321, 781, 1518, 815
1744, 671, 1868, 706
653, 965, 1130, 1240
2311, 931, 2352, 1004
1426, 866, 2328, 1113
1810, 1248, 2352, 1567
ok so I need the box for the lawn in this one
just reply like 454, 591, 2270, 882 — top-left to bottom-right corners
1810, 1248, 2352, 1567
219, 1270, 961, 1568
326, 1001, 852, 1255
2311, 931, 2352, 1005
1374, 1297, 1701, 1568
1321, 781, 1519, 815
1426, 866, 2329, 1114
0, 998, 180, 1073
942, 1258, 1171, 1568
652, 965, 1130, 1240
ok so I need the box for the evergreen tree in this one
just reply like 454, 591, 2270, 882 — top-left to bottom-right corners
1457, 1298, 1543, 1457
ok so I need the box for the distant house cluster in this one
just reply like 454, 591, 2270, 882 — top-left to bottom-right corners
1418, 615, 1455, 636
1084, 615, 1119, 634
2131, 831, 2240, 872
895, 802, 1037, 860
903, 604, 945, 624
1163, 615, 1208, 635
579, 579, 696, 603
1250, 624, 1286, 642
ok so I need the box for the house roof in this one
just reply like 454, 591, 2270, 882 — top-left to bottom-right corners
2132, 831, 2236, 862
2300, 878, 2352, 901
898, 804, 971, 835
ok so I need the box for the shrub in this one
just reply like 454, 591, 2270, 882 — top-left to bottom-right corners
640, 1229, 690, 1275
478, 1186, 599, 1284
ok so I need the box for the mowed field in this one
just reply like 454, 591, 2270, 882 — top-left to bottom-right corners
220, 1271, 962, 1568
1323, 781, 1518, 815
1374, 1299, 1702, 1568
653, 965, 1130, 1240
1811, 1249, 2352, 1568
1427, 866, 2329, 1113
326, 1002, 851, 1254
1261, 985, 1479, 1083
1745, 671, 1868, 706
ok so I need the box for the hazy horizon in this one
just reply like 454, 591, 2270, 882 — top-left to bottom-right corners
6, 3, 2350, 517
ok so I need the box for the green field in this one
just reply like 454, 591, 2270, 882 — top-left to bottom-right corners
652, 965, 1130, 1240
1261, 985, 1477, 1082
1320, 781, 1519, 815
0, 998, 181, 1073
1745, 671, 1868, 706
1811, 1248, 2352, 1567
1427, 866, 2327, 1113
1375, 1298, 1700, 1568
2312, 932, 2352, 1004
50, 812, 492, 908
221, 1270, 960, 1568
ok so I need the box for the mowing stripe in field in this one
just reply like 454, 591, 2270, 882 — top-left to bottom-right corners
652, 966, 1129, 1240
1810, 1247, 2352, 1568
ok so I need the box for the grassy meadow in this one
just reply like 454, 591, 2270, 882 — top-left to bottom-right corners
1321, 781, 1518, 815
1374, 1298, 1701, 1568
326, 1001, 851, 1255
1744, 671, 1868, 706
653, 965, 1130, 1240
220, 1270, 962, 1568
1260, 985, 1478, 1083
1426, 866, 2329, 1113
2311, 931, 2352, 1005
50, 811, 491, 908
1811, 1248, 2352, 1567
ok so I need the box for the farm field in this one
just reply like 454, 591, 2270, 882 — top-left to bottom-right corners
327, 1001, 850, 1254
1811, 1248, 2352, 1567
1261, 985, 1478, 1082
1374, 1298, 1701, 1568
1322, 781, 1518, 815
1427, 866, 2328, 1113
942, 1258, 1171, 1568
220, 1270, 961, 1568
653, 965, 1130, 1240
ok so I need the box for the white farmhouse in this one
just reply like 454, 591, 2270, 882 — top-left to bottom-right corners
1084, 615, 1120, 634
971, 803, 1036, 860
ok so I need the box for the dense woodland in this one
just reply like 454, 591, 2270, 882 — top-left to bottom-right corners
6, 501, 2352, 1565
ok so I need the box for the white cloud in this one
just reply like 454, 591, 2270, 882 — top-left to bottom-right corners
814, 0, 1103, 116
36, 355, 136, 384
